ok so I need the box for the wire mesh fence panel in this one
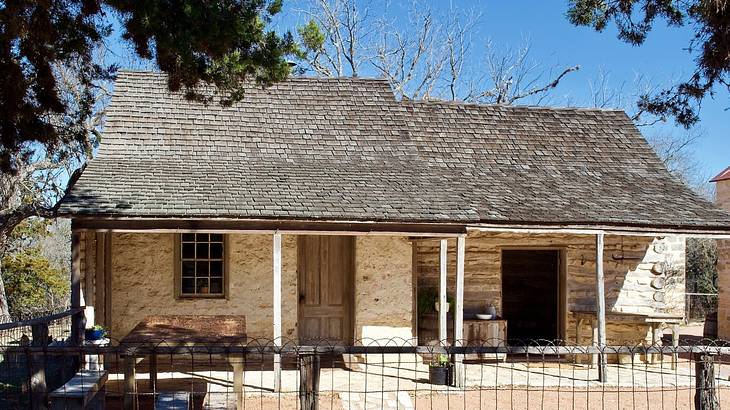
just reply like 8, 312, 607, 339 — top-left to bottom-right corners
685, 292, 718, 324
2, 338, 730, 409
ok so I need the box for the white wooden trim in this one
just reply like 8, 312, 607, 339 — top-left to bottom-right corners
454, 237, 465, 345
273, 233, 282, 391
439, 239, 448, 344
468, 225, 730, 238
595, 232, 608, 382
82, 228, 464, 237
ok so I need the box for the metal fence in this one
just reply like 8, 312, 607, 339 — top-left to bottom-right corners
3, 337, 730, 409
0, 308, 75, 346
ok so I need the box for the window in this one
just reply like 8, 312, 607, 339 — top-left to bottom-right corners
177, 233, 226, 298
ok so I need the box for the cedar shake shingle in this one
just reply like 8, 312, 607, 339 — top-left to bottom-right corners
58, 70, 730, 231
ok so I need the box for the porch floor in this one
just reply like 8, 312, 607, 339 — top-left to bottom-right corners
101, 354, 730, 409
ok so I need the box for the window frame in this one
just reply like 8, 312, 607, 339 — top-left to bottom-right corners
174, 233, 229, 299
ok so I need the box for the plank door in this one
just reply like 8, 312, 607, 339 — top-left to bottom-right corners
297, 236, 354, 344
501, 250, 561, 342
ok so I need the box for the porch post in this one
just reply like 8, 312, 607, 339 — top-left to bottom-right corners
439, 239, 448, 344
273, 232, 282, 391
453, 236, 466, 387
595, 232, 608, 382
70, 230, 85, 347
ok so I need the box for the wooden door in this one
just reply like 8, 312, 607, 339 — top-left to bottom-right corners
298, 236, 354, 344
501, 250, 560, 342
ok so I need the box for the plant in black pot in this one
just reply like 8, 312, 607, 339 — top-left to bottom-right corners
85, 325, 108, 341
428, 354, 453, 385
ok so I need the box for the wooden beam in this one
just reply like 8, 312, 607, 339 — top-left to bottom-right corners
70, 217, 466, 236
438, 239, 448, 345
453, 236, 466, 387
595, 232, 608, 382
273, 233, 282, 392
70, 232, 85, 346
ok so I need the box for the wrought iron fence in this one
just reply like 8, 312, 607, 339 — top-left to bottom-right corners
2, 337, 730, 409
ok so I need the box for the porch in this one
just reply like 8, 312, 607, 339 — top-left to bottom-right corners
70, 218, 699, 393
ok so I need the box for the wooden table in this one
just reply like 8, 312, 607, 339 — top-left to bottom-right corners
572, 310, 683, 368
119, 315, 246, 410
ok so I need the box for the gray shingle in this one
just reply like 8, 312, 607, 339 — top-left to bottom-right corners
58, 70, 730, 231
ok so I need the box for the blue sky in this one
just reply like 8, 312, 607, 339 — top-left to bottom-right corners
109, 0, 728, 180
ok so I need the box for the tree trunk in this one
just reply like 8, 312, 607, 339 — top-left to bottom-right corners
0, 261, 10, 322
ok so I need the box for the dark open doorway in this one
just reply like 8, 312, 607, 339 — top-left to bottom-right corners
501, 250, 562, 342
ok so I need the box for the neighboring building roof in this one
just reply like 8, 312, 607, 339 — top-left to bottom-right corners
711, 166, 730, 182
59, 70, 730, 231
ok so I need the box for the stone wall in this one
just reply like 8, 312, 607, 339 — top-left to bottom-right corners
716, 179, 730, 339
353, 236, 414, 343
414, 232, 685, 344
83, 232, 415, 342
104, 233, 298, 339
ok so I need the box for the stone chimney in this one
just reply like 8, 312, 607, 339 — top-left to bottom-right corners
712, 167, 730, 339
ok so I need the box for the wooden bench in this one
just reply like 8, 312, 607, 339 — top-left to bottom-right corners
49, 370, 107, 410
155, 392, 191, 409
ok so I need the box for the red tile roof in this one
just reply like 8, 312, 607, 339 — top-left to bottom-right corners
711, 166, 730, 182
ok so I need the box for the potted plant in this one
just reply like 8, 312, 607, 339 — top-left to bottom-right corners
428, 354, 453, 385
85, 325, 107, 341
417, 288, 455, 316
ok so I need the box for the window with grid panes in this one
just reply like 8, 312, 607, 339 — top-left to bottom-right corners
179, 233, 225, 297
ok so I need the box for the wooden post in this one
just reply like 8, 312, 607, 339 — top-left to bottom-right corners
695, 354, 719, 410
438, 239, 448, 345
29, 322, 49, 410
70, 231, 85, 347
273, 232, 282, 392
123, 356, 137, 410
453, 236, 465, 387
595, 232, 608, 382
298, 354, 321, 410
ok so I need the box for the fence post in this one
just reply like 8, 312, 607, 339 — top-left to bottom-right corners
29, 322, 49, 410
299, 353, 321, 410
695, 353, 719, 410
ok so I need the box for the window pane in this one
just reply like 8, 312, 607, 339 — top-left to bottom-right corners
210, 242, 223, 259
196, 233, 209, 242
196, 261, 209, 277
182, 261, 195, 276
210, 278, 223, 294
196, 243, 209, 259
179, 233, 225, 297
182, 278, 195, 294
196, 278, 209, 294
182, 243, 195, 259
210, 261, 223, 277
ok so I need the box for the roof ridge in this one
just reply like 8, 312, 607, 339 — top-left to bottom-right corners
403, 98, 627, 113
115, 69, 390, 84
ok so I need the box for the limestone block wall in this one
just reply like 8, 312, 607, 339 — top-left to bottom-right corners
104, 233, 298, 340
353, 236, 414, 343
716, 180, 730, 211
719, 239, 730, 339
415, 232, 685, 344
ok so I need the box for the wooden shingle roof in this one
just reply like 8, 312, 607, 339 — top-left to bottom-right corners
59, 70, 730, 231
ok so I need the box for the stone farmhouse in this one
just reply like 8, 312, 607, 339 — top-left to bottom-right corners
58, 71, 730, 354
